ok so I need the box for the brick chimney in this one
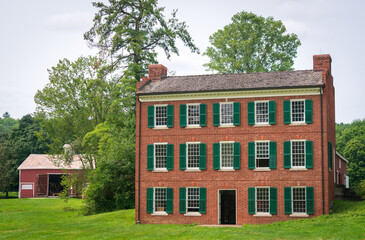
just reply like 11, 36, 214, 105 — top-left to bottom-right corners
148, 64, 167, 80
313, 54, 332, 73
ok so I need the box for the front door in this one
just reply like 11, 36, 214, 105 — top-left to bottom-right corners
220, 190, 236, 224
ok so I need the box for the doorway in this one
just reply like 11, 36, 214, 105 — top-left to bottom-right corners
48, 174, 66, 196
219, 190, 236, 225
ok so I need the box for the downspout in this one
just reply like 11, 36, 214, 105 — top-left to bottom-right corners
320, 88, 325, 214
137, 95, 141, 224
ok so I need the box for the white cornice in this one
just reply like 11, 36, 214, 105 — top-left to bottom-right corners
138, 87, 322, 102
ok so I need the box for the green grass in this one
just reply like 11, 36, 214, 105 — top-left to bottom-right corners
0, 199, 364, 239
0, 192, 18, 199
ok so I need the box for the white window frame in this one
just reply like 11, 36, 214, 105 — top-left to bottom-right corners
220, 102, 234, 126
291, 140, 306, 169
290, 99, 306, 123
255, 101, 269, 125
186, 142, 200, 170
255, 140, 270, 169
339, 158, 341, 169
154, 104, 168, 128
186, 103, 200, 126
220, 141, 235, 169
292, 187, 306, 214
154, 142, 168, 170
153, 187, 167, 213
255, 187, 270, 214
186, 187, 200, 213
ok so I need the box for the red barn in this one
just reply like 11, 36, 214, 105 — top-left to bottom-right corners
18, 154, 83, 198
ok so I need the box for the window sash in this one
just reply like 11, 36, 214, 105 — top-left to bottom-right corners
187, 188, 200, 212
292, 187, 306, 213
154, 188, 167, 212
220, 103, 233, 125
256, 142, 269, 168
291, 100, 305, 123
291, 141, 306, 168
256, 187, 270, 213
155, 105, 167, 127
187, 143, 200, 169
187, 104, 200, 126
255, 102, 269, 124
154, 144, 167, 169
221, 142, 234, 168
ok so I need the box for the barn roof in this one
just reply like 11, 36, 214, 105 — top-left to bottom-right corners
18, 154, 84, 170
137, 70, 324, 95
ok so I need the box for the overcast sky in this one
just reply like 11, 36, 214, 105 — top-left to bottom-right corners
0, 0, 364, 123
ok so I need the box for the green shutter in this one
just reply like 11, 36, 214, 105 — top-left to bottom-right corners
305, 141, 313, 169
213, 103, 220, 126
167, 105, 174, 127
147, 188, 154, 213
147, 144, 154, 170
180, 144, 186, 170
248, 187, 255, 214
180, 104, 186, 127
199, 188, 207, 213
200, 104, 207, 127
269, 101, 276, 124
148, 106, 154, 128
199, 143, 206, 170
283, 100, 291, 124
248, 142, 255, 169
269, 142, 277, 169
248, 102, 255, 125
233, 102, 241, 126
284, 141, 291, 169
284, 187, 292, 214
213, 143, 220, 170
306, 187, 314, 214
166, 144, 174, 170
270, 187, 277, 214
166, 188, 173, 213
179, 188, 186, 213
328, 142, 332, 170
233, 142, 240, 169
305, 100, 313, 124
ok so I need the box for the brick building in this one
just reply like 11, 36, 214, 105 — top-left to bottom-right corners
135, 54, 340, 225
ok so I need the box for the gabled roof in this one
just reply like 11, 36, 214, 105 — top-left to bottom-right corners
336, 151, 349, 163
137, 70, 324, 95
18, 154, 84, 170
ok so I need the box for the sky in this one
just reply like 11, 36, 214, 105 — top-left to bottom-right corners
0, 0, 364, 123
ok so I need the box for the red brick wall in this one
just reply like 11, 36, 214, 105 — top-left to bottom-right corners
335, 154, 348, 185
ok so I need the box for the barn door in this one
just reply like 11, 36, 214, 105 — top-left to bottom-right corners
36, 174, 48, 196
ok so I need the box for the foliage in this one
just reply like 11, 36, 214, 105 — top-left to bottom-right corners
1, 199, 365, 239
84, 0, 199, 82
336, 119, 365, 189
59, 171, 89, 202
355, 179, 365, 199
0, 132, 17, 197
204, 11, 301, 73
0, 112, 18, 134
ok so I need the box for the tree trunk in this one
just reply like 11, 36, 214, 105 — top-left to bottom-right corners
5, 191, 8, 199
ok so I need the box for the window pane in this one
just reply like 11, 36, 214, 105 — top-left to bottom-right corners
155, 144, 167, 169
292, 101, 305, 122
292, 141, 305, 167
187, 188, 200, 212
293, 188, 306, 213
155, 106, 167, 126
256, 188, 269, 213
221, 103, 233, 124
256, 142, 269, 168
187, 144, 200, 168
256, 102, 269, 123
188, 105, 200, 125
221, 143, 233, 168
154, 188, 166, 212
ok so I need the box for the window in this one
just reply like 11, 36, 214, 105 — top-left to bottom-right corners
154, 188, 167, 212
221, 142, 234, 168
187, 143, 200, 169
256, 142, 269, 168
155, 105, 167, 126
291, 100, 305, 123
155, 144, 167, 169
146, 187, 173, 214
187, 188, 200, 212
283, 99, 312, 124
213, 142, 240, 170
255, 102, 269, 124
256, 187, 270, 213
292, 187, 306, 213
292, 141, 305, 167
147, 143, 173, 171
187, 104, 200, 126
220, 103, 233, 125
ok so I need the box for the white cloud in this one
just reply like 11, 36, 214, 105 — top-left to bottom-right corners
45, 12, 93, 31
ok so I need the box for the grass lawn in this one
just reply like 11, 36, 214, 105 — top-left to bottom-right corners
0, 198, 364, 240
0, 192, 18, 199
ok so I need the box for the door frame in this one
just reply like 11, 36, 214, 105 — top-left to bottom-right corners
217, 189, 237, 225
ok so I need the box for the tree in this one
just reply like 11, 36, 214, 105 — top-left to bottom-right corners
204, 11, 301, 73
0, 132, 17, 198
84, 0, 199, 82
0, 113, 18, 134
